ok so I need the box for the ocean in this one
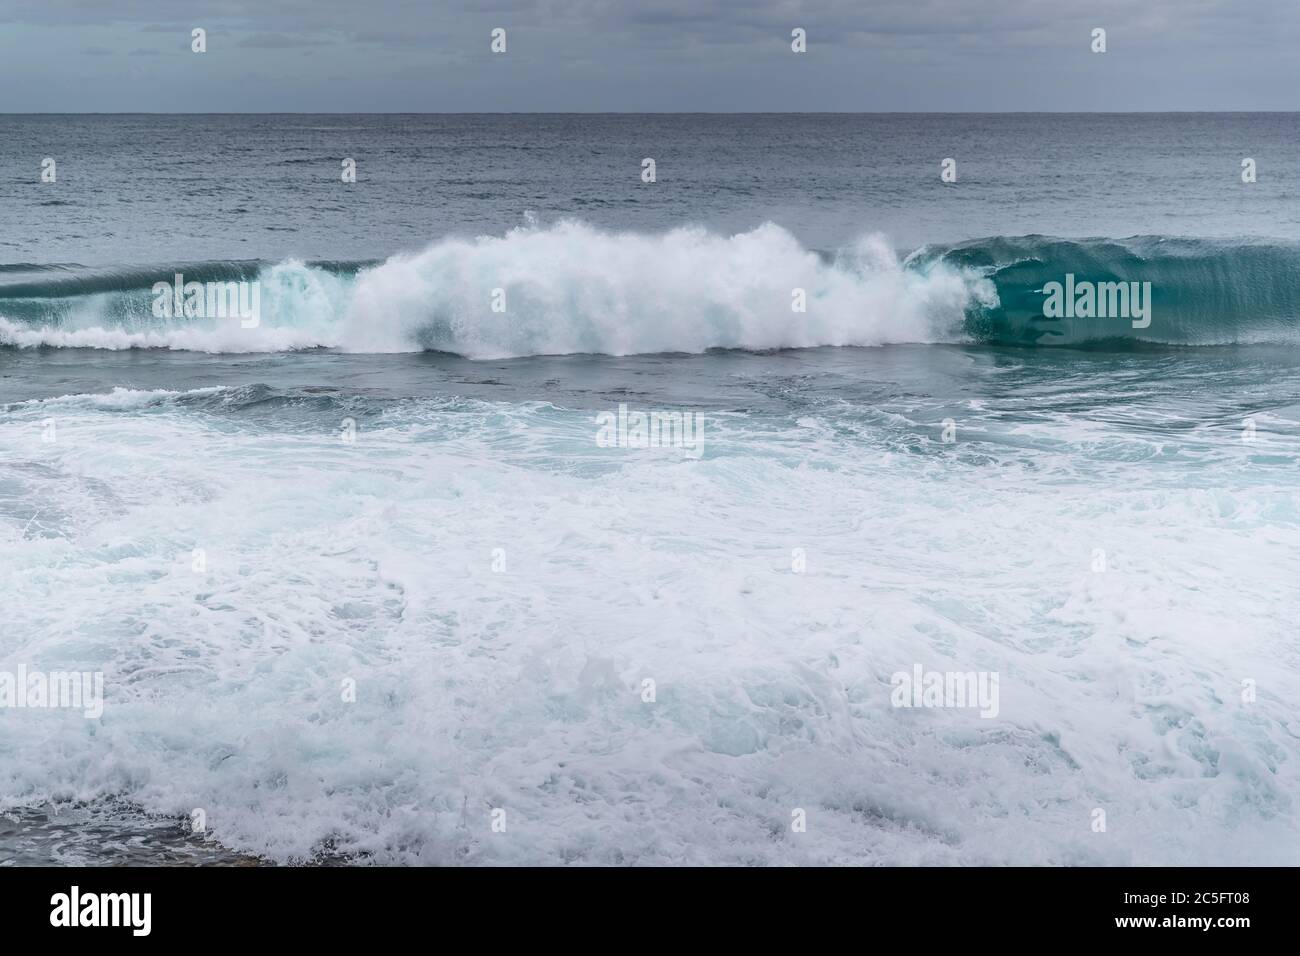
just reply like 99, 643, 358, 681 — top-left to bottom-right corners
1, 113, 1298, 865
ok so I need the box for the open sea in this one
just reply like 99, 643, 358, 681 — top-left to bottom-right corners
2, 114, 1299, 865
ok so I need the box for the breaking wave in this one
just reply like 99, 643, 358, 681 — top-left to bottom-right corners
4, 224, 1299, 354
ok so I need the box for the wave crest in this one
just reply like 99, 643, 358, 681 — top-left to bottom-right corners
0, 222, 989, 356
7, 226, 1300, 354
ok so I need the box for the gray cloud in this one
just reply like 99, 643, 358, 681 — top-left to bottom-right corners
239, 32, 319, 49
0, 0, 1296, 110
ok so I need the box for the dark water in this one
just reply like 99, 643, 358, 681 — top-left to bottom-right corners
0, 806, 258, 867
4, 113, 1299, 266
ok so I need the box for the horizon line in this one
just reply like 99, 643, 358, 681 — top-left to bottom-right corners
2, 109, 1299, 116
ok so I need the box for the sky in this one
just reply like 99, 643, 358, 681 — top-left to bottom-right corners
1, 0, 1297, 112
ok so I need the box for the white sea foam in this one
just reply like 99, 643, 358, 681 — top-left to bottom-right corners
1, 388, 1297, 864
2, 386, 224, 411
0, 223, 994, 355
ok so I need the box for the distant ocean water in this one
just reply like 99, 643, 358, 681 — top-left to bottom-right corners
2, 114, 1299, 865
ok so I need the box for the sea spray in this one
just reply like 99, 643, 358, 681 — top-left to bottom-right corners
0, 222, 989, 355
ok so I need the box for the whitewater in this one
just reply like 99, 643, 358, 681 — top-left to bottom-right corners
0, 222, 984, 355
3, 335, 1299, 865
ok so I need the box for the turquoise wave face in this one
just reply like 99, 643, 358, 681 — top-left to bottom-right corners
0, 260, 368, 327
915, 236, 1300, 347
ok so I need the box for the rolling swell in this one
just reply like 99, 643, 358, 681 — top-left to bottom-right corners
915, 235, 1300, 347
2, 224, 1298, 354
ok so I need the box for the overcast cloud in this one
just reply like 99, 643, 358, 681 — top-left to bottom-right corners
1, 0, 1296, 111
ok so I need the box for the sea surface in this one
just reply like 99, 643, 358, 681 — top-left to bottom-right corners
2, 114, 1299, 865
